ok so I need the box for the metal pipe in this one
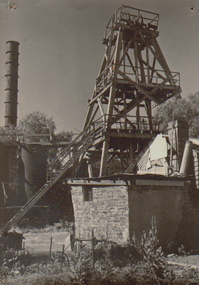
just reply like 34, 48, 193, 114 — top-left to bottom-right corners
4, 41, 19, 127
179, 141, 193, 176
21, 145, 35, 201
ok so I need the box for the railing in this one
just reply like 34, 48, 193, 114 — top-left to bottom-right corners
121, 66, 180, 86
91, 114, 159, 133
104, 5, 159, 40
0, 133, 52, 143
95, 63, 180, 93
46, 119, 105, 180
46, 113, 158, 179
115, 5, 159, 27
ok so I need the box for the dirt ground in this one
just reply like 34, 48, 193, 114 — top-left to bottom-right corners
167, 254, 199, 269
18, 226, 70, 255
22, 228, 199, 266
14, 227, 199, 271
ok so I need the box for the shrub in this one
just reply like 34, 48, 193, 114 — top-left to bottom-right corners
132, 217, 167, 283
94, 241, 142, 267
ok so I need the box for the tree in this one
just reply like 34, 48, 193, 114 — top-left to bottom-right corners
190, 116, 199, 138
154, 92, 199, 137
16, 111, 73, 143
17, 111, 56, 142
16, 111, 73, 171
0, 125, 18, 143
54, 130, 73, 142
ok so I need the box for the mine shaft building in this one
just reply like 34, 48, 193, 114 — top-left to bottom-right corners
68, 6, 199, 251
69, 120, 197, 252
3, 6, 199, 252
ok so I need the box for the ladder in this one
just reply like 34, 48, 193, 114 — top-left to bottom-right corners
2, 123, 103, 234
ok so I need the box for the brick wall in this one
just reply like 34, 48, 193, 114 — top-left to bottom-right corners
71, 184, 129, 243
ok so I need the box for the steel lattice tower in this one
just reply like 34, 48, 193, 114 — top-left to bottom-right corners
82, 6, 181, 177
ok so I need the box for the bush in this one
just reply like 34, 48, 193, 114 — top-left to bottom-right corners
94, 241, 142, 267
132, 217, 167, 283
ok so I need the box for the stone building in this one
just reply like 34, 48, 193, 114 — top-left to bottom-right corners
69, 173, 199, 252
68, 121, 199, 252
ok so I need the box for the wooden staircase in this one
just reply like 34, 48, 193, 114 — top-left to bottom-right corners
1, 123, 103, 234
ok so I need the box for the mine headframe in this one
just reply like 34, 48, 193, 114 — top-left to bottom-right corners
82, 5, 181, 177
1, 6, 182, 233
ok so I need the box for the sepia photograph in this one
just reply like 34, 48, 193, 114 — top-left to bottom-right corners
0, 0, 199, 284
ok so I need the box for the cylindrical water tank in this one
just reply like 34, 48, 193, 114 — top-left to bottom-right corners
20, 144, 48, 201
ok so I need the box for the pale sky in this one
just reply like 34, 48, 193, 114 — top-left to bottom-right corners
0, 0, 198, 133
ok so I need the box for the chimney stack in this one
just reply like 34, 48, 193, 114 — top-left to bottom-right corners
4, 40, 19, 127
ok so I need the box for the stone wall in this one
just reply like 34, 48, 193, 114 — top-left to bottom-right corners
71, 182, 129, 243
128, 178, 199, 252
70, 176, 199, 252
128, 181, 188, 251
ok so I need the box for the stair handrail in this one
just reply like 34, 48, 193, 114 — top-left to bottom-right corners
2, 133, 95, 234
48, 119, 104, 170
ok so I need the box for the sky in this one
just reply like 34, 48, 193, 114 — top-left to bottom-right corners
0, 0, 199, 133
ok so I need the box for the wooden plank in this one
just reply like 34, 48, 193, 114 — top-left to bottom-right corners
68, 179, 126, 186
117, 69, 160, 104
106, 131, 154, 139
88, 83, 111, 106
135, 179, 185, 187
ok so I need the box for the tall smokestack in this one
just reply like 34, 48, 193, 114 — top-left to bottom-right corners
4, 41, 19, 127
